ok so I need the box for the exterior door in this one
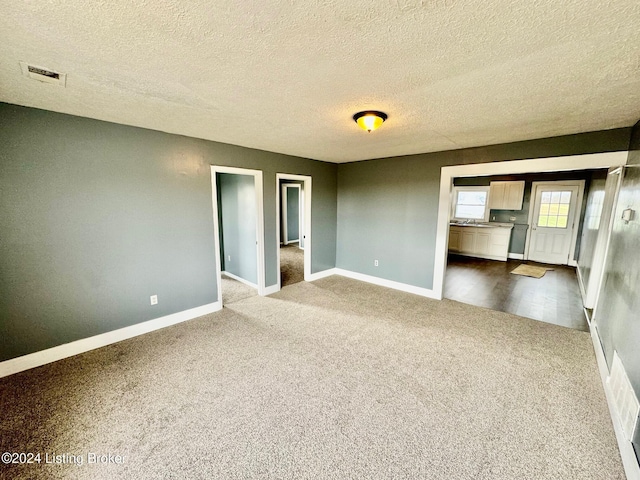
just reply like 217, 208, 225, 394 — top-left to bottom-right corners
528, 183, 581, 265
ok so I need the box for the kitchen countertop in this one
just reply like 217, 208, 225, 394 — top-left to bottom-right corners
449, 222, 514, 229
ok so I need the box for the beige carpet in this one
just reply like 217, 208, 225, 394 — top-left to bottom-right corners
280, 243, 304, 286
221, 273, 257, 305
0, 277, 624, 479
510, 264, 552, 278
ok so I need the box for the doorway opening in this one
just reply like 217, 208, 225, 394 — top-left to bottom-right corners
210, 166, 265, 307
276, 173, 312, 289
435, 152, 627, 330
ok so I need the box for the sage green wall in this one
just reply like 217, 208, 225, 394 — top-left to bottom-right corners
337, 129, 631, 289
595, 119, 640, 450
286, 186, 300, 243
0, 103, 337, 362
218, 173, 258, 284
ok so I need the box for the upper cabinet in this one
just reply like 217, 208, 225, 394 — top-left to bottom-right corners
489, 181, 525, 210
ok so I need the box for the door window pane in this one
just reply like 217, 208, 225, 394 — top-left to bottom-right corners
537, 190, 571, 229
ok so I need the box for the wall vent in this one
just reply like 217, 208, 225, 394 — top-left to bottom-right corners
20, 61, 66, 86
607, 351, 640, 441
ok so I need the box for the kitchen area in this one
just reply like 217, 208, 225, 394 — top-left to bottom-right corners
444, 170, 608, 331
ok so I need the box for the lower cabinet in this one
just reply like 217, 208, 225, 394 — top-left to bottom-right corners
448, 225, 512, 261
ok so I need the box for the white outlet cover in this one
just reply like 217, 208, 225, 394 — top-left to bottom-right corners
150, 295, 158, 305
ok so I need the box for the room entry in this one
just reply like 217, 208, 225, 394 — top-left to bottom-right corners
210, 166, 265, 305
276, 173, 312, 290
281, 183, 303, 248
526, 181, 584, 265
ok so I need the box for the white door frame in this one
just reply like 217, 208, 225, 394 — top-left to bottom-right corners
524, 180, 585, 266
281, 183, 302, 245
276, 173, 312, 290
210, 166, 266, 302
582, 167, 623, 311
433, 151, 628, 300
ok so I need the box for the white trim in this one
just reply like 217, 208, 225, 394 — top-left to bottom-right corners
581, 167, 623, 311
434, 151, 628, 300
263, 284, 280, 296
524, 180, 585, 265
334, 268, 439, 299
307, 268, 337, 281
507, 253, 524, 260
590, 324, 640, 480
276, 174, 312, 289
0, 302, 221, 379
221, 271, 257, 289
454, 252, 512, 262
577, 264, 588, 304
211, 166, 266, 301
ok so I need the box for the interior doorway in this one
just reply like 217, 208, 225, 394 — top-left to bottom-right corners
436, 152, 627, 331
276, 173, 311, 290
281, 183, 303, 247
210, 166, 265, 307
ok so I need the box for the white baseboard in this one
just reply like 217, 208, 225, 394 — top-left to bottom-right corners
307, 268, 338, 282
507, 253, 525, 260
590, 323, 640, 480
333, 268, 439, 299
222, 271, 258, 289
263, 284, 280, 296
0, 302, 222, 379
453, 252, 509, 262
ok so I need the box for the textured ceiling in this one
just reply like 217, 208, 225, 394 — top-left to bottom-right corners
1, 1, 639, 163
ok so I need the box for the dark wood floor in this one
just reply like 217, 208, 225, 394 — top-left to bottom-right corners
444, 255, 587, 331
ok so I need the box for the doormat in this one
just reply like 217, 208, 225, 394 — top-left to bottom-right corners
510, 264, 552, 278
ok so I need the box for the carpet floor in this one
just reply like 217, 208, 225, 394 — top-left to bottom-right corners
0, 276, 624, 479
280, 244, 304, 287
221, 274, 257, 305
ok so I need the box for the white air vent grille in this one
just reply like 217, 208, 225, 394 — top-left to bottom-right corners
607, 351, 640, 441
20, 61, 66, 86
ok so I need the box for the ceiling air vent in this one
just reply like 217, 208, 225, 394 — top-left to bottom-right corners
20, 61, 66, 86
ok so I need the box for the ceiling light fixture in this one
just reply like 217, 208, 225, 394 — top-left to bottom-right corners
353, 111, 387, 132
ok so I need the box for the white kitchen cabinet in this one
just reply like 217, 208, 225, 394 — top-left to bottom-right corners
448, 224, 513, 261
461, 231, 475, 252
475, 232, 491, 255
489, 181, 525, 210
448, 228, 461, 251
488, 228, 512, 257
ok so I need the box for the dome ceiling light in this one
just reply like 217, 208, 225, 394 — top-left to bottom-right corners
353, 111, 387, 133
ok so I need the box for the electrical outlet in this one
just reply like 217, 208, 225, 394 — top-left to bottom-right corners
228, 255, 231, 261
509, 216, 516, 222
150, 295, 158, 305
374, 260, 379, 267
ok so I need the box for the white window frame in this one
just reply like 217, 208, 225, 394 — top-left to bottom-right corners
451, 186, 491, 222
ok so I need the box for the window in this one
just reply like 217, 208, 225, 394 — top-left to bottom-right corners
537, 190, 571, 228
452, 186, 490, 221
